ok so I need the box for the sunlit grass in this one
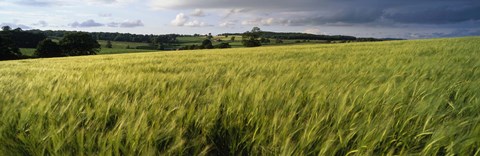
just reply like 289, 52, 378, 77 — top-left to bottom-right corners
1, 37, 479, 155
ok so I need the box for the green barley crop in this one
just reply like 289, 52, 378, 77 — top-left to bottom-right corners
1, 37, 479, 155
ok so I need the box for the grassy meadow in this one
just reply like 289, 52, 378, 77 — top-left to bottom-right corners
1, 37, 480, 155
20, 40, 157, 57
19, 36, 324, 57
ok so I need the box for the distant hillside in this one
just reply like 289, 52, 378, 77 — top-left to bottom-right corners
219, 31, 389, 41
25, 29, 390, 44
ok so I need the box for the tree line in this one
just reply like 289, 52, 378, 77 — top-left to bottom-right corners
1, 26, 101, 60
27, 29, 183, 44
232, 27, 386, 48
220, 27, 386, 43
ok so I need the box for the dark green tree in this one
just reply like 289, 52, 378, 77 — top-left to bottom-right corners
202, 39, 214, 49
1, 26, 11, 31
275, 38, 284, 44
35, 39, 64, 58
0, 35, 22, 60
59, 32, 101, 56
251, 27, 261, 33
230, 36, 235, 42
242, 33, 261, 47
207, 33, 213, 40
157, 43, 165, 50
1, 26, 46, 48
260, 37, 270, 44
106, 40, 113, 48
241, 27, 263, 47
215, 43, 232, 49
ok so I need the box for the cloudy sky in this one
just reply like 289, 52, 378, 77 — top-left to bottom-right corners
1, 0, 479, 39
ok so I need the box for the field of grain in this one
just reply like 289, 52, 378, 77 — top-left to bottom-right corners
1, 37, 479, 155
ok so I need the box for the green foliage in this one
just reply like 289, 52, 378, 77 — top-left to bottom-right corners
105, 40, 113, 48
0, 33, 22, 60
35, 39, 64, 58
207, 33, 213, 40
221, 31, 361, 41
215, 43, 232, 49
1, 26, 46, 48
241, 37, 261, 47
242, 27, 262, 47
22, 40, 157, 56
1, 26, 11, 31
251, 27, 261, 33
275, 38, 284, 44
1, 37, 480, 155
260, 37, 270, 44
202, 39, 214, 49
135, 45, 158, 50
19, 48, 36, 56
59, 32, 101, 56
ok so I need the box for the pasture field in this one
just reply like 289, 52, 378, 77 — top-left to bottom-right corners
20, 41, 157, 57
1, 37, 479, 155
20, 37, 324, 56
96, 40, 157, 54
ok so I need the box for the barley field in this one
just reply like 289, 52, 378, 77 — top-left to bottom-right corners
0, 37, 479, 155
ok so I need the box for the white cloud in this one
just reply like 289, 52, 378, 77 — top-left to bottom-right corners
241, 18, 291, 26
32, 20, 49, 27
69, 19, 104, 27
185, 20, 211, 27
119, 20, 144, 27
219, 20, 237, 28
304, 28, 322, 34
171, 13, 211, 27
99, 13, 112, 17
9, 0, 137, 7
171, 13, 189, 26
223, 8, 250, 18
150, 0, 320, 10
190, 9, 206, 17
107, 20, 144, 28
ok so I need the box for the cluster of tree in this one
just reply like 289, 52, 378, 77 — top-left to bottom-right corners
226, 27, 388, 47
220, 28, 387, 42
180, 39, 231, 50
1, 26, 101, 60
34, 32, 101, 57
2, 26, 46, 48
1, 26, 47, 60
241, 27, 263, 47
262, 32, 358, 41
221, 31, 358, 41
0, 28, 22, 60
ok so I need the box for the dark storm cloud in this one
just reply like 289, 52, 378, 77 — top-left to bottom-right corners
385, 5, 480, 24
406, 29, 480, 39
290, 8, 384, 26
435, 29, 480, 38
155, 0, 480, 26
